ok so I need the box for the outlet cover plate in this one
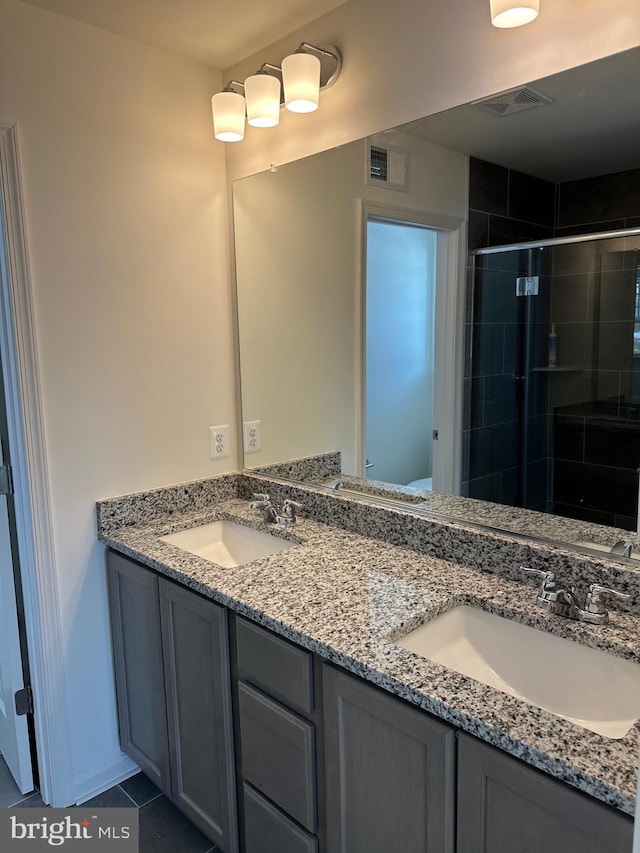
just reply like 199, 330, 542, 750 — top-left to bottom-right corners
243, 420, 261, 454
209, 425, 230, 460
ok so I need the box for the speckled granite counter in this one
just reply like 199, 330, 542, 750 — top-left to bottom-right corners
97, 476, 640, 817
252, 451, 640, 557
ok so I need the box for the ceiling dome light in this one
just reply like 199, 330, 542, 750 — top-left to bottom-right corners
245, 71, 281, 128
282, 51, 321, 113
211, 90, 245, 142
490, 0, 539, 28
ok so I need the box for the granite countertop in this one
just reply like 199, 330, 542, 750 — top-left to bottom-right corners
98, 496, 640, 816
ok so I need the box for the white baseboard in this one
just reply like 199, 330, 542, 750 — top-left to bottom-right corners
74, 752, 139, 805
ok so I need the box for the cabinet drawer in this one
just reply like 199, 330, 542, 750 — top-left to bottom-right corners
238, 682, 316, 832
244, 784, 318, 853
236, 617, 313, 714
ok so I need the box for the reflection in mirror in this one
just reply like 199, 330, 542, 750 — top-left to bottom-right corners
233, 47, 640, 559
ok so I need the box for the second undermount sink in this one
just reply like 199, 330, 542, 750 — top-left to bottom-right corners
394, 605, 640, 738
160, 520, 295, 568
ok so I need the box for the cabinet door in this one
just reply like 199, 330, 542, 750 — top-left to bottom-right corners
107, 551, 170, 792
323, 664, 456, 853
159, 579, 238, 853
457, 734, 633, 853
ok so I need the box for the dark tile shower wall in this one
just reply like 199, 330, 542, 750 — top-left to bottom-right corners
468, 157, 555, 252
551, 170, 640, 529
556, 168, 640, 236
465, 158, 555, 508
550, 245, 640, 529
465, 159, 640, 527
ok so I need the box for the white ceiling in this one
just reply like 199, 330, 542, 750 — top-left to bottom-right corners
400, 47, 640, 183
19, 0, 349, 69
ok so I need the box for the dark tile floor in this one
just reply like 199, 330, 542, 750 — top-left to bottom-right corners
0, 754, 218, 852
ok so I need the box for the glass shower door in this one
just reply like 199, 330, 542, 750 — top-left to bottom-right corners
467, 232, 640, 531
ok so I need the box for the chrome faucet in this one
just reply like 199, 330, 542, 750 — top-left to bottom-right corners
327, 479, 345, 490
249, 493, 303, 526
609, 539, 634, 558
522, 567, 630, 624
250, 493, 278, 523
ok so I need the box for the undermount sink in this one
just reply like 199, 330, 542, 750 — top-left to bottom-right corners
160, 520, 295, 568
394, 605, 640, 738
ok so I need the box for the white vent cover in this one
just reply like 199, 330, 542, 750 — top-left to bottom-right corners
473, 86, 552, 117
367, 142, 408, 191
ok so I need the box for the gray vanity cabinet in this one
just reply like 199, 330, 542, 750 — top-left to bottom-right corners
323, 663, 456, 853
106, 552, 238, 853
107, 550, 170, 793
108, 549, 634, 853
457, 734, 633, 853
159, 578, 238, 851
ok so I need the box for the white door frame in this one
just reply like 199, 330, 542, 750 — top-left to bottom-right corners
0, 121, 75, 806
0, 419, 33, 794
357, 200, 466, 493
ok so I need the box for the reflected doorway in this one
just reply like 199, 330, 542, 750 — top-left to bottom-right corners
364, 217, 438, 489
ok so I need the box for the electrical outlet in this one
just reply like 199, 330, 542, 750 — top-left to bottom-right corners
243, 420, 261, 454
209, 425, 230, 460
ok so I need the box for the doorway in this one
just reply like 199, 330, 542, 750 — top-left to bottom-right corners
0, 214, 35, 798
365, 218, 438, 487
0, 121, 74, 807
361, 206, 465, 494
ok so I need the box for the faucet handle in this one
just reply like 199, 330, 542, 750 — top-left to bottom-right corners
278, 499, 304, 525
585, 583, 630, 614
250, 493, 271, 509
521, 566, 555, 586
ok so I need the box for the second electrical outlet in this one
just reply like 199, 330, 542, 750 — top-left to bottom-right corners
243, 420, 261, 454
209, 424, 230, 460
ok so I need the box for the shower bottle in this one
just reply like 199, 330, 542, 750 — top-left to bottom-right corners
548, 324, 558, 368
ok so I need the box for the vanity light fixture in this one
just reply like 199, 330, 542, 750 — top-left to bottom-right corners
245, 70, 282, 127
211, 43, 341, 142
282, 50, 322, 113
490, 0, 540, 27
211, 84, 246, 142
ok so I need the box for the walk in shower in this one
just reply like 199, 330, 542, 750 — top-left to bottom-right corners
465, 228, 640, 531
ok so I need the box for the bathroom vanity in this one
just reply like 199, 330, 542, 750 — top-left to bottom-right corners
98, 473, 639, 852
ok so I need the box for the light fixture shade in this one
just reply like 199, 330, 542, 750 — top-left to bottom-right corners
212, 91, 245, 142
490, 0, 539, 27
245, 73, 281, 127
282, 52, 321, 113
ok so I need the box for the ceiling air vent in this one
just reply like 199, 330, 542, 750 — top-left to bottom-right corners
473, 86, 552, 117
367, 142, 408, 191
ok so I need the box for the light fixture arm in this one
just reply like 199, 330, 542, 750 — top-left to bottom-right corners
223, 80, 245, 95
298, 43, 342, 90
247, 43, 342, 105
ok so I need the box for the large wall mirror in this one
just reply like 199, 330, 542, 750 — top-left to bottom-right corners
233, 46, 640, 559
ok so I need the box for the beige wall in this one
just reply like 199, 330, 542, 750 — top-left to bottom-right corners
0, 0, 233, 799
234, 132, 467, 473
223, 0, 640, 180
